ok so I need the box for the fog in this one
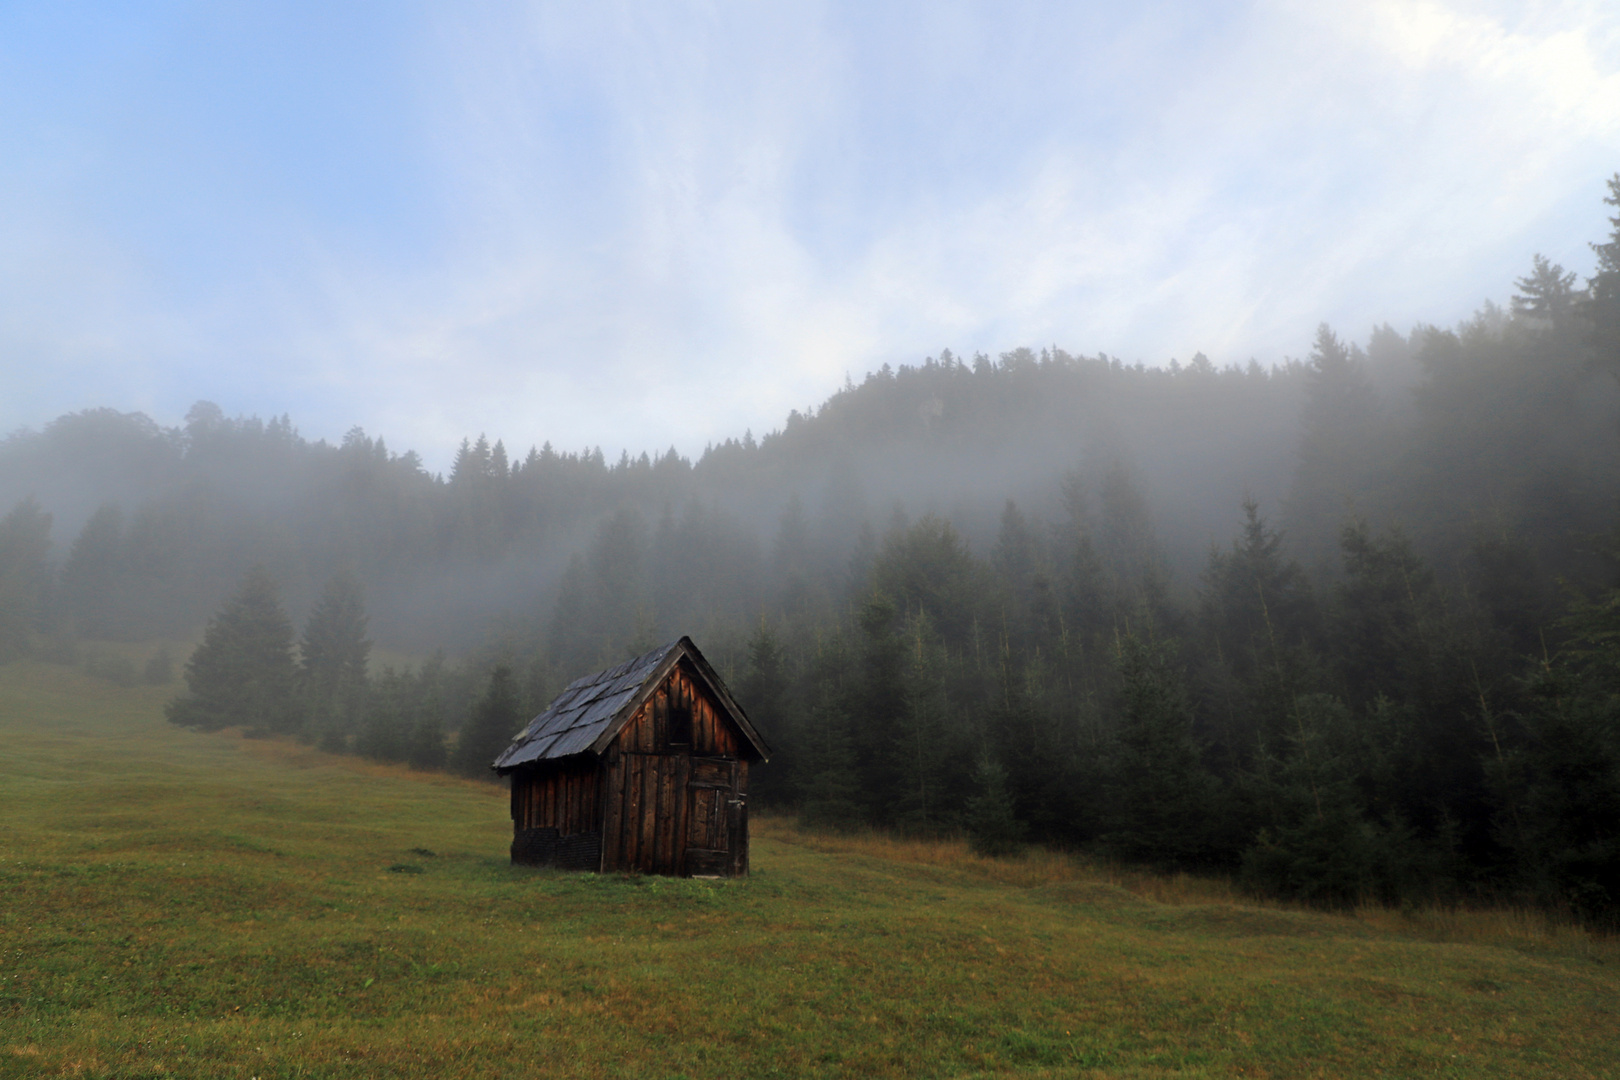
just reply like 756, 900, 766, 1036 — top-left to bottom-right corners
4, 288, 1617, 665
4, 192, 1620, 918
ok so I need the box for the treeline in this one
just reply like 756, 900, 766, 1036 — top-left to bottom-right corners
0, 345, 1324, 654
157, 566, 532, 780
2, 176, 1619, 921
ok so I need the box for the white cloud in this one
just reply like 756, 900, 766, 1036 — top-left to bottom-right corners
2, 0, 1616, 466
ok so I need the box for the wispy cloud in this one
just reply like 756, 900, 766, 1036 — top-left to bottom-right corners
1, 0, 1615, 467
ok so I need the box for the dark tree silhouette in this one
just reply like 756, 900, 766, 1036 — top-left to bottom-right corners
167, 568, 299, 734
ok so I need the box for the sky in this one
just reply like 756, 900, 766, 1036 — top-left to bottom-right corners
1, 0, 1617, 471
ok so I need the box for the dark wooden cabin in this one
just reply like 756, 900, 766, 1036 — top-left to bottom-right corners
491, 637, 770, 877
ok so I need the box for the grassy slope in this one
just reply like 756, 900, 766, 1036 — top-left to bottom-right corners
1, 661, 1617, 1079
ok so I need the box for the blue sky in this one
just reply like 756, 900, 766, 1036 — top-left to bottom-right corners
2, 1, 1617, 470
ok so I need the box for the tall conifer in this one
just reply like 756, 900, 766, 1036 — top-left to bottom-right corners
167, 567, 299, 734
299, 572, 372, 749
452, 665, 523, 779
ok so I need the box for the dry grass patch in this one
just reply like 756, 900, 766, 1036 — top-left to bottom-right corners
761, 818, 1620, 965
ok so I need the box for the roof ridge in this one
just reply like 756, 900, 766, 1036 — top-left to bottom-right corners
491, 636, 767, 772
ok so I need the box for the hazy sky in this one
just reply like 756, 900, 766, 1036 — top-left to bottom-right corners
2, 1, 1617, 470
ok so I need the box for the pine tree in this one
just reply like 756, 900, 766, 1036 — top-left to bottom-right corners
1500, 660, 1620, 925
1334, 522, 1439, 706
1198, 499, 1318, 760
1582, 173, 1620, 384
799, 699, 862, 831
771, 493, 816, 614
891, 608, 951, 833
299, 572, 372, 750
356, 666, 413, 762
1498, 561, 1620, 925
1103, 632, 1216, 867
738, 622, 792, 803
1240, 694, 1390, 907
1286, 325, 1383, 566
452, 664, 524, 778
0, 497, 53, 662
992, 498, 1056, 654
408, 710, 449, 771
849, 593, 908, 819
167, 568, 300, 734
1512, 254, 1580, 323
799, 634, 863, 831
965, 752, 1026, 856
61, 504, 126, 639
1095, 461, 1170, 617
449, 438, 474, 483
868, 515, 982, 644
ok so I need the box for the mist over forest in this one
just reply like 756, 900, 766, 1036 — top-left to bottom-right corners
4, 179, 1620, 921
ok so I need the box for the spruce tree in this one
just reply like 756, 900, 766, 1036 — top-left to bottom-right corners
452, 665, 523, 778
167, 567, 300, 734
738, 623, 792, 804
1582, 173, 1620, 384
1500, 565, 1620, 924
407, 654, 451, 770
797, 632, 863, 831
1285, 325, 1383, 566
0, 497, 53, 663
965, 752, 1026, 856
407, 707, 449, 771
356, 666, 412, 762
1198, 499, 1318, 762
298, 572, 371, 750
1503, 662, 1620, 925
892, 608, 950, 833
799, 699, 862, 831
1512, 254, 1579, 324
1240, 694, 1390, 907
850, 593, 908, 819
60, 504, 126, 639
1103, 632, 1216, 867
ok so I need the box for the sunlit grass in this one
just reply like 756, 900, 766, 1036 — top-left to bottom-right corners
3, 658, 1617, 1078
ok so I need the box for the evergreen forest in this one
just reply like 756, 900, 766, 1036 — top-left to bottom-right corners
4, 177, 1620, 922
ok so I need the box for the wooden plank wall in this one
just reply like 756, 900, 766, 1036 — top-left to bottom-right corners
600, 662, 745, 875
511, 757, 602, 836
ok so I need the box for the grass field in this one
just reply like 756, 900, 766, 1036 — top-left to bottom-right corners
2, 659, 1618, 1078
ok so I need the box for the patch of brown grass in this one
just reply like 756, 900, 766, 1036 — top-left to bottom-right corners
759, 815, 1620, 963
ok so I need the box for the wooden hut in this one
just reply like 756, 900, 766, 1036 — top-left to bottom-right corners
492, 637, 770, 877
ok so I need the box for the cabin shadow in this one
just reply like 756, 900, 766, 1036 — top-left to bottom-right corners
493, 636, 770, 878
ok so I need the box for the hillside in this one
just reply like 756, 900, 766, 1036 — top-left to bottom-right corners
3, 206, 1620, 924
3, 662, 1618, 1078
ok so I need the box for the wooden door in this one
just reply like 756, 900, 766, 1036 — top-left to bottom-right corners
683, 757, 737, 877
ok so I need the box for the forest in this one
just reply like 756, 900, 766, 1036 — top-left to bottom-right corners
3, 177, 1619, 922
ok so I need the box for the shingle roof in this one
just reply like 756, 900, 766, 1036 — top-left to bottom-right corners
491, 636, 769, 773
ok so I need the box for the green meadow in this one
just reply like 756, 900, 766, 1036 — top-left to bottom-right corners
2, 659, 1617, 1079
